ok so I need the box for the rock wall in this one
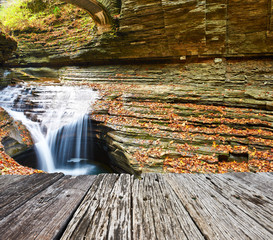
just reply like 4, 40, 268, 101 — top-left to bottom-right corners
69, 0, 273, 62
56, 60, 273, 174
5, 59, 273, 174
0, 32, 17, 65
49, 0, 273, 64
5, 0, 273, 66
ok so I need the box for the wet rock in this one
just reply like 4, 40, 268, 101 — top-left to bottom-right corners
0, 107, 38, 174
0, 69, 14, 89
0, 108, 33, 156
52, 61, 273, 174
1, 136, 28, 156
1, 60, 272, 174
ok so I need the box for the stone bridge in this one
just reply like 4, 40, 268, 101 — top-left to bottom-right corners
62, 0, 121, 32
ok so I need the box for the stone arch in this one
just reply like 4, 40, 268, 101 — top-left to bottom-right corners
62, 0, 121, 33
97, 0, 122, 15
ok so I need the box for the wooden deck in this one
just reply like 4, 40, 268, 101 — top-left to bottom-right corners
0, 172, 272, 239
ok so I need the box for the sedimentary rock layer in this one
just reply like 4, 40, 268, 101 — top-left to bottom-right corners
83, 0, 273, 60
57, 59, 273, 174
6, 0, 273, 66
1, 59, 273, 174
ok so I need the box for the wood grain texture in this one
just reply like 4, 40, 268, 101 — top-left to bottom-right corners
132, 173, 204, 240
61, 174, 132, 240
165, 173, 273, 240
62, 173, 205, 240
0, 173, 64, 219
0, 175, 96, 240
0, 175, 26, 191
215, 172, 273, 200
189, 174, 273, 234
0, 173, 272, 240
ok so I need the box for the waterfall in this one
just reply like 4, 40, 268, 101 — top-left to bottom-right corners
0, 83, 101, 175
46, 114, 94, 175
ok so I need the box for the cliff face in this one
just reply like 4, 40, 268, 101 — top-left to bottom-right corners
74, 0, 273, 62
0, 32, 17, 64
6, 0, 273, 66
6, 60, 272, 174
58, 60, 273, 174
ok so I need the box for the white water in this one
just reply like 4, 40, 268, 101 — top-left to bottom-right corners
0, 84, 100, 175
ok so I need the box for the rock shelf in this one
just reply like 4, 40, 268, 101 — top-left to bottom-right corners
59, 60, 273, 174
0, 60, 272, 175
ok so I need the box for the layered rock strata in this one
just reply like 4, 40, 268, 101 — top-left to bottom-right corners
77, 0, 273, 58
2, 59, 273, 174
78, 0, 273, 59
56, 59, 272, 174
6, 0, 273, 66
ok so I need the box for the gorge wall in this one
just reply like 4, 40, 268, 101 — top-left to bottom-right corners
1, 1, 272, 175
6, 0, 273, 66
81, 0, 273, 61
120, 0, 273, 58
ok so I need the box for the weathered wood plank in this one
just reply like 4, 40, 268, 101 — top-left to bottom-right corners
0, 175, 26, 191
60, 174, 110, 240
0, 175, 96, 240
131, 174, 157, 240
0, 173, 64, 219
132, 173, 205, 240
188, 173, 273, 234
216, 172, 273, 200
165, 174, 273, 240
61, 174, 132, 240
105, 174, 132, 240
0, 173, 271, 240
62, 173, 205, 240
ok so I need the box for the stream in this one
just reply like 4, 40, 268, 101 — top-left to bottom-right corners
0, 81, 111, 175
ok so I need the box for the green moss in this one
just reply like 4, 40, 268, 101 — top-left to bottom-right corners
0, 1, 28, 31
0, 0, 90, 33
0, 0, 46, 31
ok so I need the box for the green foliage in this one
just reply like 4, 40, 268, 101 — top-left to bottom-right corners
0, 0, 47, 31
0, 0, 95, 33
0, 0, 68, 32
0, 0, 96, 49
52, 6, 61, 18
0, 0, 31, 31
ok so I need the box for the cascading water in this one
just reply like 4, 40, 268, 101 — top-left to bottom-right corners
0, 83, 106, 175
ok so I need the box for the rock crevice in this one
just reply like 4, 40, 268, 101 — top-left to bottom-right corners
0, 32, 17, 65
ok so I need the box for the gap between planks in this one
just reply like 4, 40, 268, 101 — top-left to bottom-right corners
0, 173, 272, 240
